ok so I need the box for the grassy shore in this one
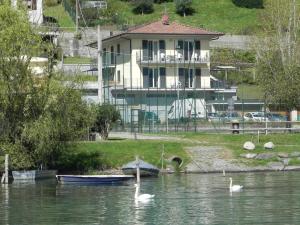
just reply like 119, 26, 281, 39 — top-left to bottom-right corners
59, 139, 190, 173
4, 133, 298, 173
60, 133, 300, 173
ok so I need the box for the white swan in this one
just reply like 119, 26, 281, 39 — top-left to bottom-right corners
134, 183, 154, 202
229, 177, 243, 192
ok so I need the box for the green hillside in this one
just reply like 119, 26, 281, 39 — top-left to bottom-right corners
109, 0, 262, 34
44, 0, 263, 34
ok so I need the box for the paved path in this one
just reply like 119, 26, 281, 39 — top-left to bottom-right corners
109, 132, 182, 141
185, 146, 254, 173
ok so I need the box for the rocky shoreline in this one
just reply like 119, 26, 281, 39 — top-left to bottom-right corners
184, 146, 300, 174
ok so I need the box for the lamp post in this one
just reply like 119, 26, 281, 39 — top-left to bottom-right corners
175, 44, 182, 131
177, 81, 182, 130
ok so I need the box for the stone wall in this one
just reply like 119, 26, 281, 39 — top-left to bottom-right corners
210, 35, 252, 50
58, 28, 111, 57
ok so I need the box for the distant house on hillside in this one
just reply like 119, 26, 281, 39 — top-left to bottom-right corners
26, 0, 43, 25
12, 0, 43, 25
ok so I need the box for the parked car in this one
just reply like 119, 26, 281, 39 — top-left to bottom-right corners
266, 113, 287, 121
244, 112, 266, 122
220, 112, 242, 122
207, 112, 222, 122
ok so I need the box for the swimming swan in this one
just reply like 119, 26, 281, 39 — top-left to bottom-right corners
134, 183, 155, 202
229, 177, 243, 192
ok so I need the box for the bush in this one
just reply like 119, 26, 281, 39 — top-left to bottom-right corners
232, 0, 264, 9
94, 103, 121, 140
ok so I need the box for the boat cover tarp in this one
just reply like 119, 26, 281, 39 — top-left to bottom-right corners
122, 160, 159, 171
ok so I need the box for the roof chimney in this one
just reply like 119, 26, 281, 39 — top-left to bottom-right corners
162, 14, 169, 25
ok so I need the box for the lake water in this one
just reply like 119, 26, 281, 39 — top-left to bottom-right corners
1, 172, 300, 225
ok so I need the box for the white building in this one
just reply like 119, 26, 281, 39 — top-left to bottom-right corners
90, 16, 237, 127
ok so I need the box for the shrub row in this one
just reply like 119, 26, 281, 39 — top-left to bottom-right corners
232, 0, 264, 9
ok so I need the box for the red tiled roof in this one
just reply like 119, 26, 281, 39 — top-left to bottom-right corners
102, 20, 223, 43
127, 20, 222, 36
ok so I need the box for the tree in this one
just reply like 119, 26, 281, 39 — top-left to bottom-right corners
175, 0, 194, 17
20, 80, 94, 168
254, 0, 300, 120
132, 0, 154, 15
94, 104, 121, 140
0, 3, 42, 142
0, 3, 94, 169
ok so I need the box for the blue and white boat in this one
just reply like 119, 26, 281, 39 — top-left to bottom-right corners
56, 175, 134, 184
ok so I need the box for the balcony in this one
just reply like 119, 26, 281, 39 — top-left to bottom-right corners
136, 51, 209, 65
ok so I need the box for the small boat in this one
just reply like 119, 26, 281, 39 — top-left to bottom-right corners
56, 175, 134, 184
12, 170, 57, 180
122, 159, 160, 177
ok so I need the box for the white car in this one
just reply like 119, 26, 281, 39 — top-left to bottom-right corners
244, 112, 267, 122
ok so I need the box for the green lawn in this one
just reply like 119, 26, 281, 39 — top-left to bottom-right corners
45, 0, 261, 34
62, 74, 98, 82
63, 56, 93, 64
43, 4, 75, 30
237, 84, 264, 100
60, 139, 190, 172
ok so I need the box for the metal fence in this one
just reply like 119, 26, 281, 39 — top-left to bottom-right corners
62, 0, 76, 23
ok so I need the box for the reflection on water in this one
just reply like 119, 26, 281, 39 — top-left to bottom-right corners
1, 172, 300, 224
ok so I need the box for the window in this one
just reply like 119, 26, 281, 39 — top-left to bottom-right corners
159, 40, 165, 50
195, 41, 201, 50
194, 41, 201, 61
110, 46, 114, 64
177, 40, 184, 50
117, 70, 121, 83
178, 68, 194, 88
143, 67, 166, 88
195, 68, 201, 88
117, 44, 120, 56
27, 0, 37, 10
160, 67, 166, 88
142, 40, 165, 61
142, 40, 148, 60
177, 40, 194, 61
103, 48, 107, 64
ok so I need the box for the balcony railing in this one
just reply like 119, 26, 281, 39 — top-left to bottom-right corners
136, 51, 209, 64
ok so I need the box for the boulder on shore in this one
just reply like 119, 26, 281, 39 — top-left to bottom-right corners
256, 153, 276, 160
243, 141, 255, 150
264, 142, 275, 150
278, 153, 289, 158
